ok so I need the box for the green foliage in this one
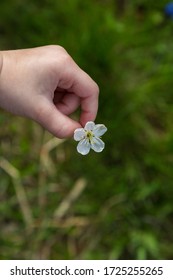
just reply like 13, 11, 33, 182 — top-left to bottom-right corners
1, 0, 173, 259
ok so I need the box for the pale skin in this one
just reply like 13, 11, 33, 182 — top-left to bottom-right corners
0, 45, 99, 138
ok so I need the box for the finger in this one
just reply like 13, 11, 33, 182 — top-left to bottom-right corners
58, 60, 99, 126
72, 70, 99, 126
55, 93, 80, 115
34, 97, 81, 138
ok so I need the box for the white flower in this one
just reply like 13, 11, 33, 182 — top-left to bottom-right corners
74, 121, 107, 155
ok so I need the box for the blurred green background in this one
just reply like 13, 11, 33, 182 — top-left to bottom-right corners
1, 0, 173, 259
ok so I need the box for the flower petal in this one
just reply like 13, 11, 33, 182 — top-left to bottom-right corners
91, 137, 105, 153
93, 124, 107, 137
84, 121, 95, 131
77, 139, 91, 155
74, 128, 85, 141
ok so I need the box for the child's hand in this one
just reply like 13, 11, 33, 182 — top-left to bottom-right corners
0, 45, 99, 138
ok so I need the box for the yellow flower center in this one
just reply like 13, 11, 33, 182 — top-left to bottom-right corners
86, 131, 93, 143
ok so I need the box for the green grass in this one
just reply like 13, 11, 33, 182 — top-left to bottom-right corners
1, 0, 173, 259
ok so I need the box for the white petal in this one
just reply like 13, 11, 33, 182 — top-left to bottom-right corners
74, 128, 85, 141
91, 137, 105, 153
93, 124, 107, 137
77, 139, 91, 155
84, 121, 95, 131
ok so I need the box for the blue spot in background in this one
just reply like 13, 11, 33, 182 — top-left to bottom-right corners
165, 2, 173, 18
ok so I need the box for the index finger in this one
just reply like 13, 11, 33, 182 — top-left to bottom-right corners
71, 69, 99, 126
58, 58, 99, 127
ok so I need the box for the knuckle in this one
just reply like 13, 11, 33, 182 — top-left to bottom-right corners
46, 45, 67, 55
48, 45, 73, 70
44, 45, 71, 63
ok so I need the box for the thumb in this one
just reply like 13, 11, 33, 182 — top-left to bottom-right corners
33, 97, 81, 138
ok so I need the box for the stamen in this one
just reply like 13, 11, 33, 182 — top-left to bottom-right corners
86, 131, 93, 143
